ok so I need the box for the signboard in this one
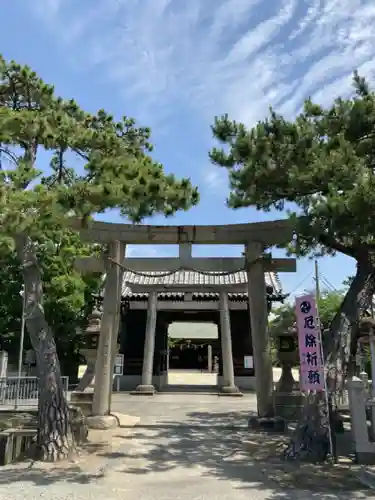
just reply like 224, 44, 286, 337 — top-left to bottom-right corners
244, 355, 253, 369
295, 294, 325, 392
114, 354, 124, 375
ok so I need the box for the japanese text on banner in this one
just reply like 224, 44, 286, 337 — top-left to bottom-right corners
295, 294, 325, 391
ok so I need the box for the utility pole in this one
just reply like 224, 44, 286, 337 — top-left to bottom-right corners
314, 260, 320, 302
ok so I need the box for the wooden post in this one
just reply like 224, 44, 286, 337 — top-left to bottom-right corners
207, 344, 212, 373
219, 291, 241, 395
134, 291, 158, 395
245, 242, 274, 416
92, 240, 122, 416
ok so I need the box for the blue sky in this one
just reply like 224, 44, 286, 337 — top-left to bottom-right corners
3, 0, 375, 298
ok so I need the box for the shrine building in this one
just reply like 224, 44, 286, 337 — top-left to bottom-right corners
118, 269, 285, 391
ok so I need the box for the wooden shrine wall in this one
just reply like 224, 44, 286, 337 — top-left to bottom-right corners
119, 306, 254, 376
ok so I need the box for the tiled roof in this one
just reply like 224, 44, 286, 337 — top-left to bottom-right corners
121, 270, 282, 297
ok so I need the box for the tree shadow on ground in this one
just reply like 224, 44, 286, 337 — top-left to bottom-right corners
0, 408, 371, 498
0, 432, 112, 486
100, 409, 372, 499
0, 461, 106, 485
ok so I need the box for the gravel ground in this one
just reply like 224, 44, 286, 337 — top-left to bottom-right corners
0, 379, 373, 499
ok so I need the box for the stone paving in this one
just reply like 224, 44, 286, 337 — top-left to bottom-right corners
167, 369, 219, 386
0, 372, 373, 499
164, 368, 300, 387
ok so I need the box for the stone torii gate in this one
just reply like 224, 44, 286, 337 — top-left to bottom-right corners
72, 218, 296, 420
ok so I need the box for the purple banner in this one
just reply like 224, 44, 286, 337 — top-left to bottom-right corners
295, 294, 325, 392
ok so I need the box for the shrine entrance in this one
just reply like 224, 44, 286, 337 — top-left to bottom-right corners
119, 287, 262, 393
167, 318, 219, 390
73, 218, 296, 416
168, 321, 219, 372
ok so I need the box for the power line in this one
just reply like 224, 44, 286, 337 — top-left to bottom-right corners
318, 275, 336, 292
288, 271, 313, 296
317, 272, 340, 293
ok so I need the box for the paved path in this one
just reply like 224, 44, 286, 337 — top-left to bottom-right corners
167, 369, 219, 386
0, 391, 372, 499
165, 368, 300, 387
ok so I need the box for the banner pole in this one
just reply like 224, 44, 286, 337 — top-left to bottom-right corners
314, 260, 335, 462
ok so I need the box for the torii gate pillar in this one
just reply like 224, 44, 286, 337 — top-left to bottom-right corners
245, 243, 274, 418
92, 240, 123, 417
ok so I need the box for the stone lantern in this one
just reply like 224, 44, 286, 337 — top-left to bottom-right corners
356, 317, 375, 436
357, 318, 375, 397
75, 308, 102, 392
82, 308, 102, 351
275, 325, 299, 392
273, 324, 303, 420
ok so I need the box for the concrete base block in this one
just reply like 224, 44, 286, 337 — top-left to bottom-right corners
273, 391, 304, 421
219, 385, 243, 397
248, 415, 287, 433
110, 412, 140, 427
86, 415, 118, 430
131, 384, 156, 396
70, 391, 94, 416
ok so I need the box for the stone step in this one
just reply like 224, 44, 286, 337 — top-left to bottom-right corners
71, 391, 94, 403
337, 404, 350, 414
338, 412, 351, 422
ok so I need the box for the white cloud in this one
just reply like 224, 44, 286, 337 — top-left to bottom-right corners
31, 0, 375, 179
32, 0, 375, 119
202, 165, 228, 193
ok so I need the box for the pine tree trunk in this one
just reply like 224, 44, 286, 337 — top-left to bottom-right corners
283, 255, 375, 462
15, 235, 85, 461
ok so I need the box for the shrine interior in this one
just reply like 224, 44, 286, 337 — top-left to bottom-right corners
168, 321, 219, 372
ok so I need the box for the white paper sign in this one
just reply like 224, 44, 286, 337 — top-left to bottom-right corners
244, 355, 253, 369
114, 354, 124, 374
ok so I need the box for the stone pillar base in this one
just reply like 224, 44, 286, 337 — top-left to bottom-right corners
248, 415, 287, 433
273, 391, 304, 421
219, 385, 243, 397
86, 415, 118, 429
131, 384, 156, 395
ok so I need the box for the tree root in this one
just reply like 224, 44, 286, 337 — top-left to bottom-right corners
24, 407, 88, 463
69, 406, 89, 446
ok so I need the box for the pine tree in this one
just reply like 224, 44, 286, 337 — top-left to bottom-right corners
210, 72, 375, 461
0, 56, 199, 461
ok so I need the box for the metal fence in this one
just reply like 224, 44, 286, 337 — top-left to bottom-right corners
0, 376, 69, 409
